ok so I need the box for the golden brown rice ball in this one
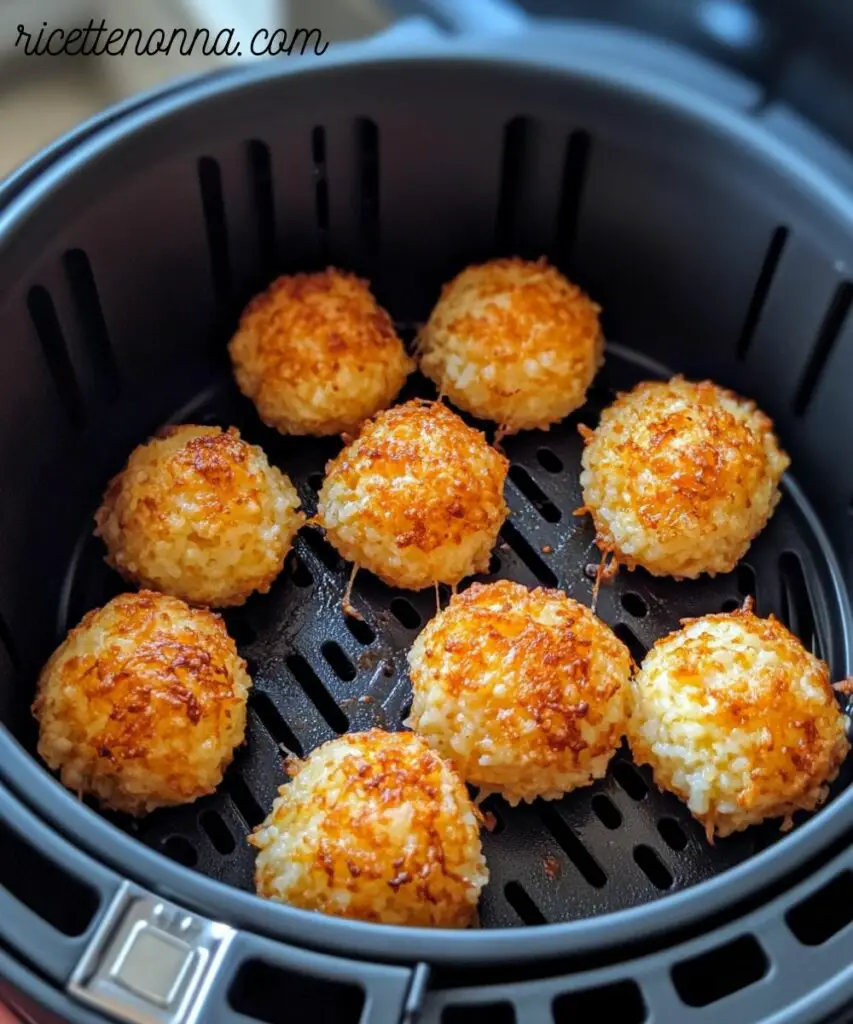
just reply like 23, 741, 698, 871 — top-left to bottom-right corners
33, 590, 252, 816
579, 377, 790, 579
315, 399, 508, 591
228, 269, 414, 436
250, 729, 488, 927
627, 603, 850, 841
417, 257, 603, 434
95, 424, 304, 608
406, 580, 632, 805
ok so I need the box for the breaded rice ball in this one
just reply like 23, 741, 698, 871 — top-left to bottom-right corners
316, 399, 508, 591
579, 377, 790, 579
406, 581, 632, 805
33, 591, 252, 816
417, 257, 603, 434
95, 424, 304, 608
250, 729, 487, 927
627, 603, 850, 841
228, 269, 414, 436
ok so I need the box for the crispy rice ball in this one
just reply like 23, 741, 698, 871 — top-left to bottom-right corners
228, 269, 414, 436
250, 729, 488, 927
579, 377, 790, 579
33, 591, 252, 816
406, 581, 632, 805
627, 604, 850, 840
316, 399, 508, 591
417, 257, 603, 434
95, 424, 304, 608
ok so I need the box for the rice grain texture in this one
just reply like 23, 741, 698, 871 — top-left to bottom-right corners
95, 424, 304, 608
229, 268, 414, 436
33, 590, 251, 816
579, 377, 789, 579
418, 257, 603, 434
250, 729, 488, 927
316, 399, 508, 590
627, 605, 850, 840
407, 580, 632, 805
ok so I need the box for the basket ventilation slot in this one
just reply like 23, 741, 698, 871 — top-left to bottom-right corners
358, 118, 380, 276
0, 817, 99, 936
311, 126, 330, 264
27, 285, 87, 428
200, 810, 235, 854
197, 156, 232, 316
778, 550, 822, 657
736, 226, 789, 359
495, 116, 529, 256
0, 609, 19, 671
251, 690, 304, 758
553, 130, 591, 274
247, 139, 276, 281
230, 959, 365, 1024
345, 614, 375, 645
671, 935, 769, 1007
503, 880, 547, 925
612, 623, 647, 665
508, 465, 561, 522
657, 817, 689, 851
225, 772, 266, 828
612, 760, 648, 801
786, 870, 853, 945
63, 248, 121, 404
620, 592, 648, 618
536, 447, 564, 474
287, 652, 349, 733
633, 845, 673, 889
538, 804, 607, 889
793, 279, 853, 416
442, 1002, 515, 1024
591, 794, 622, 830
552, 981, 646, 1024
301, 527, 343, 572
321, 640, 357, 681
290, 555, 314, 589
500, 522, 558, 586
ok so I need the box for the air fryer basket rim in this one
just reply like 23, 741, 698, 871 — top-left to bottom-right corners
1, 43, 853, 968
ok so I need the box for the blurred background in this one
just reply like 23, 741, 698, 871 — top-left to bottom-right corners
1, 0, 853, 181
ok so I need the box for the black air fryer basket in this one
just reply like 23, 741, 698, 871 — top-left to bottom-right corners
2, 3, 853, 1023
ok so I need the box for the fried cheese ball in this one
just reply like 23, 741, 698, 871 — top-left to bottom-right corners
406, 581, 632, 805
33, 591, 252, 816
95, 424, 304, 608
316, 399, 508, 591
579, 377, 790, 579
417, 257, 604, 434
627, 604, 850, 840
228, 269, 414, 436
250, 729, 488, 927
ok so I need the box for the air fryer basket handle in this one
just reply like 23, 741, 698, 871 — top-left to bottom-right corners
380, 0, 528, 35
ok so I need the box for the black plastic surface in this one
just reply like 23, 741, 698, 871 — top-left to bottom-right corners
56, 342, 852, 929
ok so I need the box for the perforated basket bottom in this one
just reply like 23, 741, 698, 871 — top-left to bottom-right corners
60, 343, 852, 929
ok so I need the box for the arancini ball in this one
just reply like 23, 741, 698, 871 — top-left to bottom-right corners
228, 269, 414, 436
250, 729, 488, 927
417, 257, 603, 434
406, 580, 632, 805
95, 424, 304, 608
579, 377, 790, 579
315, 399, 508, 591
33, 590, 252, 816
627, 603, 850, 840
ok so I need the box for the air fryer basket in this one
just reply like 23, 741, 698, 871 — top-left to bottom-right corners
2, 8, 853, 1024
